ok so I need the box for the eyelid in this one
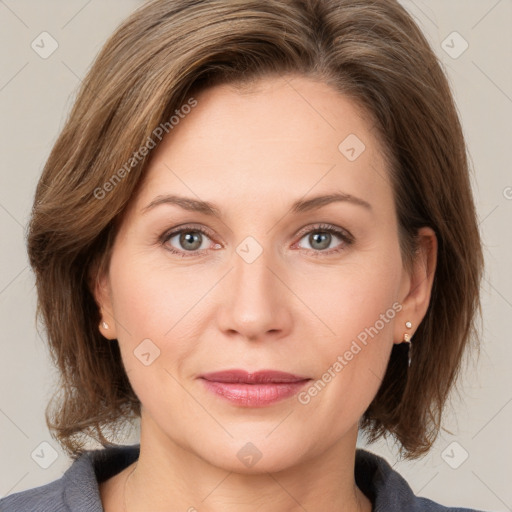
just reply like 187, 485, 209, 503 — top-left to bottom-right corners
294, 223, 354, 245
165, 222, 216, 236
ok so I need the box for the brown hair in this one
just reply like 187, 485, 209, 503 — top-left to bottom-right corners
26, 0, 483, 460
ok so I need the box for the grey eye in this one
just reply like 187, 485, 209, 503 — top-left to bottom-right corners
168, 230, 209, 251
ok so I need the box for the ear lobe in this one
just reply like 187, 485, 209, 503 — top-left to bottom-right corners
394, 227, 437, 343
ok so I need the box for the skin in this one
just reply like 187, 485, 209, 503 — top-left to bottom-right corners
94, 74, 437, 512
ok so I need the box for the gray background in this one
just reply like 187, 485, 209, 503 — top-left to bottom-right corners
0, 0, 510, 510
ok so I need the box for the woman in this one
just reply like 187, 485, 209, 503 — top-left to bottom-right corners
0, 0, 486, 511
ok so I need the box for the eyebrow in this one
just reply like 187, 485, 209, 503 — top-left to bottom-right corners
141, 192, 372, 217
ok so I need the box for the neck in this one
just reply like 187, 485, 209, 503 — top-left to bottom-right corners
123, 416, 372, 512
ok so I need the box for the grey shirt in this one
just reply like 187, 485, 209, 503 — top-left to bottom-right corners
0, 444, 488, 511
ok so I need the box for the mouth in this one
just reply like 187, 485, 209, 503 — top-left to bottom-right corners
200, 369, 309, 383
199, 369, 311, 407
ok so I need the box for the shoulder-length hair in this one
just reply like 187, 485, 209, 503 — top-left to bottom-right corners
27, 0, 483, 459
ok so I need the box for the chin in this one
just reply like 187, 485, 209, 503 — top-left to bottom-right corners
189, 432, 313, 475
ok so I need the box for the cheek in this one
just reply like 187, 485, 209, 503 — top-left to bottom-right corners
292, 248, 402, 414
107, 252, 205, 395
109, 248, 206, 340
299, 247, 402, 345
107, 261, 201, 426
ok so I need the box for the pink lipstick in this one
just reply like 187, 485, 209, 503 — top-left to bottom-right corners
199, 369, 311, 407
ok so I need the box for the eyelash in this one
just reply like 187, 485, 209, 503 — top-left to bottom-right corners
159, 223, 354, 258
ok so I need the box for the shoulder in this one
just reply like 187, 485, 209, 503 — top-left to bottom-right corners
355, 448, 489, 512
0, 476, 68, 512
0, 444, 140, 512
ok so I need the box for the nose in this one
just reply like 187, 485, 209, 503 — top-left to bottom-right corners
216, 246, 293, 343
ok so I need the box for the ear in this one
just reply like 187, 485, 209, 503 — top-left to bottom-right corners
89, 258, 117, 340
394, 226, 437, 344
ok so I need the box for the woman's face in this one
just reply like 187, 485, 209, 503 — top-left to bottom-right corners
96, 75, 430, 472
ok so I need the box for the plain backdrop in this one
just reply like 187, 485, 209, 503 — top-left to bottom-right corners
0, 0, 511, 510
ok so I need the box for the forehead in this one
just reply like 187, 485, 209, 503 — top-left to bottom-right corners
131, 75, 393, 218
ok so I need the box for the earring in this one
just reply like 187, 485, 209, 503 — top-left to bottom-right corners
403, 321, 412, 367
101, 321, 109, 330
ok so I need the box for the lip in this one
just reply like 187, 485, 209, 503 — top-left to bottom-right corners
199, 369, 311, 407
